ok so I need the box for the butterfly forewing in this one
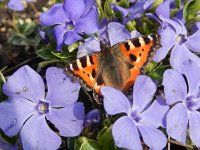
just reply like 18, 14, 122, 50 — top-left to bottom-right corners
65, 54, 99, 91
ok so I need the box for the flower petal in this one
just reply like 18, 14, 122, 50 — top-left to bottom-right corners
159, 15, 182, 34
45, 67, 81, 107
166, 103, 188, 144
188, 110, 200, 147
138, 125, 167, 150
77, 37, 100, 58
155, 0, 170, 18
170, 45, 200, 71
162, 69, 187, 104
112, 116, 142, 150
75, 6, 98, 35
3, 65, 45, 102
0, 98, 36, 136
108, 22, 131, 46
20, 115, 61, 150
39, 3, 68, 26
8, 0, 24, 11
82, 0, 95, 16
53, 25, 66, 51
141, 96, 169, 128
63, 0, 85, 22
186, 29, 200, 52
153, 27, 176, 62
64, 30, 82, 45
180, 60, 200, 96
101, 86, 131, 115
46, 102, 84, 137
132, 75, 156, 112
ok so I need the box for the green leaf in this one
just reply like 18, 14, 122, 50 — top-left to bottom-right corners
68, 42, 79, 52
8, 34, 28, 46
150, 0, 164, 11
183, 0, 200, 23
145, 61, 170, 81
97, 126, 116, 150
79, 137, 101, 150
36, 47, 57, 60
104, 0, 116, 18
0, 72, 6, 102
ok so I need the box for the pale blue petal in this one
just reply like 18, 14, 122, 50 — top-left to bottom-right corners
101, 86, 131, 115
162, 69, 187, 104
188, 110, 200, 147
20, 115, 61, 150
186, 29, 200, 52
52, 25, 66, 51
153, 27, 176, 62
112, 116, 142, 150
77, 37, 100, 58
46, 103, 84, 137
141, 97, 169, 128
45, 67, 81, 107
39, 4, 68, 26
138, 125, 167, 150
166, 103, 188, 144
170, 45, 200, 71
0, 98, 36, 136
63, 0, 85, 22
180, 60, 200, 96
75, 6, 98, 35
133, 75, 156, 112
108, 22, 131, 46
3, 65, 45, 102
64, 30, 82, 45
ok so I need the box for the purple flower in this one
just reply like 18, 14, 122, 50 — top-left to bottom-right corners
101, 75, 168, 150
83, 109, 100, 128
153, 16, 200, 70
8, 0, 32, 11
39, 0, 99, 51
111, 0, 155, 24
77, 22, 140, 58
163, 59, 200, 146
0, 66, 84, 150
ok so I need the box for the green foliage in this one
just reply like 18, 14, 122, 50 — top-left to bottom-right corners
8, 19, 40, 47
184, 0, 200, 23
0, 72, 6, 102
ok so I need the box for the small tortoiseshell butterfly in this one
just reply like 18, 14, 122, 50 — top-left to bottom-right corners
65, 34, 160, 100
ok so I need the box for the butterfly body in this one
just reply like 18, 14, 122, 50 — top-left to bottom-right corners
65, 34, 160, 98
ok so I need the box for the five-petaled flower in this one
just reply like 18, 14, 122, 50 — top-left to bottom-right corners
0, 66, 84, 150
153, 16, 200, 70
101, 75, 169, 150
39, 0, 99, 51
163, 59, 200, 147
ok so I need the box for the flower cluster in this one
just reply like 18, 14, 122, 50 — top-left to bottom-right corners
1, 0, 200, 149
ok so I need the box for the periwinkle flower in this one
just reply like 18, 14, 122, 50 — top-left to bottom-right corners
8, 0, 32, 11
163, 59, 200, 146
0, 66, 84, 150
101, 75, 169, 150
153, 16, 200, 70
39, 0, 99, 51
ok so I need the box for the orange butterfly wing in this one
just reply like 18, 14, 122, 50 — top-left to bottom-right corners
117, 34, 160, 91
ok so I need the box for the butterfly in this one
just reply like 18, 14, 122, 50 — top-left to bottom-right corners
65, 34, 160, 100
